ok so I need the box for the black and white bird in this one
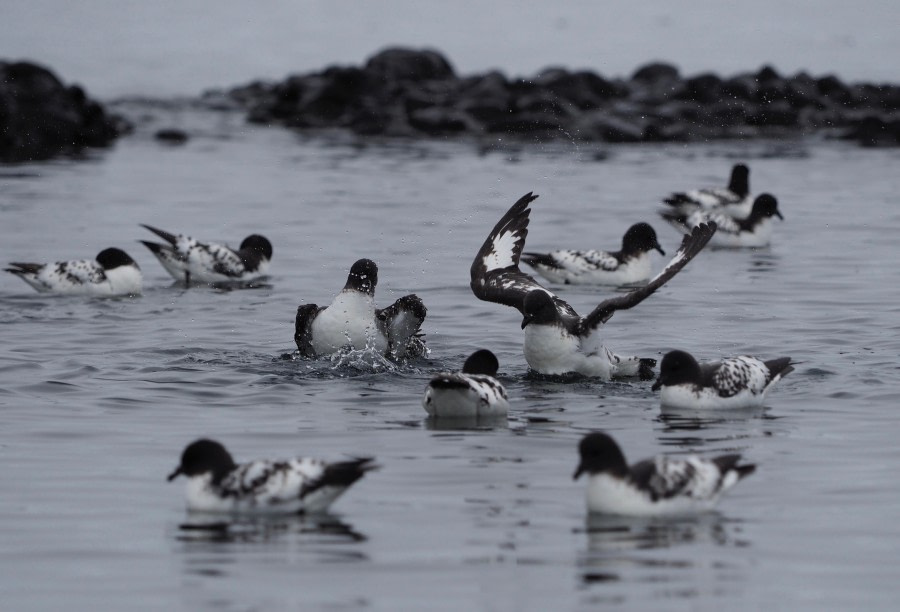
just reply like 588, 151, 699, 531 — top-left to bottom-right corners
470, 193, 716, 379
660, 194, 783, 248
5, 247, 142, 296
520, 222, 666, 286
294, 258, 427, 359
652, 349, 794, 409
167, 439, 377, 515
139, 224, 272, 285
663, 163, 753, 219
423, 349, 509, 418
573, 432, 756, 516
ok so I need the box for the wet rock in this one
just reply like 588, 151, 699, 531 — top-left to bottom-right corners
0, 60, 125, 162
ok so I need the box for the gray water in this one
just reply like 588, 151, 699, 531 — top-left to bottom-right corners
2, 103, 900, 611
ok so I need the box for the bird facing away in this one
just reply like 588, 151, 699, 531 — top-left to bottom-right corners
660, 194, 783, 248
423, 349, 509, 418
662, 163, 753, 219
652, 349, 794, 409
294, 258, 427, 359
167, 438, 377, 514
5, 247, 142, 296
139, 224, 272, 285
520, 222, 666, 286
470, 192, 716, 379
573, 431, 756, 516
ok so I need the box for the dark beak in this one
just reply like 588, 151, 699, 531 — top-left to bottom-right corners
167, 466, 182, 482
654, 242, 666, 256
573, 463, 584, 480
521, 314, 533, 329
651, 378, 662, 391
775, 211, 784, 220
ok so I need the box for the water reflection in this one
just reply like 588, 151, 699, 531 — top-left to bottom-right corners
425, 414, 510, 431
175, 513, 367, 545
576, 512, 747, 587
173, 514, 369, 577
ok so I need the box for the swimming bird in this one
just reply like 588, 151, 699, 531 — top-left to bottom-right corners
573, 431, 756, 516
139, 224, 272, 285
652, 349, 794, 409
5, 247, 142, 296
663, 163, 752, 219
520, 222, 666, 286
294, 258, 427, 359
660, 194, 783, 248
470, 192, 716, 379
423, 349, 509, 418
167, 438, 377, 514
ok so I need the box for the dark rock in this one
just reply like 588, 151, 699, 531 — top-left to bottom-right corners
0, 60, 124, 162
408, 106, 471, 135
747, 100, 800, 127
364, 47, 455, 84
844, 115, 900, 147
533, 68, 620, 109
632, 62, 680, 83
679, 73, 724, 104
155, 128, 189, 144
817, 75, 852, 105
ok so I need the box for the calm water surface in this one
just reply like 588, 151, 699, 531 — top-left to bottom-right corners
1, 105, 899, 611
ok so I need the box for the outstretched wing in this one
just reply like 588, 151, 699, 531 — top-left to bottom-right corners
376, 293, 427, 357
469, 192, 576, 317
579, 222, 716, 332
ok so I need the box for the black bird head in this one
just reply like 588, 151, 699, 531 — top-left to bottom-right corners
345, 258, 378, 294
573, 432, 629, 480
167, 439, 237, 485
651, 349, 702, 391
96, 248, 139, 270
239, 235, 273, 260
622, 222, 665, 256
521, 290, 559, 329
462, 349, 500, 376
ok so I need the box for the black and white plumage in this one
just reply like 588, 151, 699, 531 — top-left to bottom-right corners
294, 258, 427, 359
663, 163, 753, 219
660, 194, 783, 248
520, 222, 666, 286
139, 224, 273, 285
423, 349, 509, 418
5, 247, 142, 296
573, 432, 756, 516
167, 439, 377, 514
651, 349, 794, 409
469, 192, 716, 379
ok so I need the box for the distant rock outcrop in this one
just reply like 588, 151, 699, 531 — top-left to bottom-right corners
0, 61, 125, 162
211, 47, 900, 147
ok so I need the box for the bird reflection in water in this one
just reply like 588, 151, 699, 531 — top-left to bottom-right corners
575, 512, 748, 588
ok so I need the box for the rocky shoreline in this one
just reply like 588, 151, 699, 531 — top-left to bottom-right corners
214, 48, 900, 147
3, 48, 900, 163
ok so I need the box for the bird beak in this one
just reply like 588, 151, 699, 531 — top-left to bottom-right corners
776, 211, 784, 220
654, 243, 666, 256
167, 466, 182, 482
521, 314, 533, 329
651, 378, 662, 391
573, 463, 584, 480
